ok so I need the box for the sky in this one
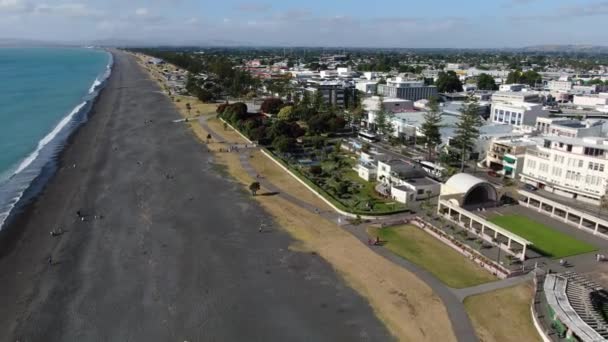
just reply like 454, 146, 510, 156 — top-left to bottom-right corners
0, 0, 607, 48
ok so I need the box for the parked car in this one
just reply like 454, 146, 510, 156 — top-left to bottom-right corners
487, 170, 498, 177
524, 184, 537, 191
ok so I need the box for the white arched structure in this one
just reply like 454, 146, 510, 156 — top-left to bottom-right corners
442, 173, 498, 209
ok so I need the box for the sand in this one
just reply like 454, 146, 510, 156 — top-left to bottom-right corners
0, 50, 392, 341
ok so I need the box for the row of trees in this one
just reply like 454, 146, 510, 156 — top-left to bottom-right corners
372, 95, 482, 173
505, 70, 542, 86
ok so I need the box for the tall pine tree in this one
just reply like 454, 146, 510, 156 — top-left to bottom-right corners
453, 96, 482, 172
373, 96, 394, 138
420, 97, 442, 161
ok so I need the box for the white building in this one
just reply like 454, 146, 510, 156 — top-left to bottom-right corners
573, 94, 608, 108
363, 96, 413, 114
355, 81, 378, 95
536, 118, 605, 138
376, 159, 440, 204
492, 91, 541, 104
485, 137, 540, 179
572, 85, 598, 95
547, 80, 573, 92
521, 136, 608, 205
319, 70, 337, 78
363, 72, 378, 80
357, 150, 388, 181
377, 77, 438, 101
499, 84, 527, 92
490, 102, 548, 127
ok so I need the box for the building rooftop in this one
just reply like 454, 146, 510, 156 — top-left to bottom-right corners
543, 135, 608, 149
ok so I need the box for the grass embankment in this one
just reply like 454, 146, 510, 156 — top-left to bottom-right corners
137, 57, 458, 341
489, 215, 597, 258
464, 282, 541, 342
368, 225, 496, 288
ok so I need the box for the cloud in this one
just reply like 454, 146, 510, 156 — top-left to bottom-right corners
510, 0, 608, 21
0, 0, 32, 12
135, 8, 148, 16
235, 2, 271, 12
33, 3, 104, 17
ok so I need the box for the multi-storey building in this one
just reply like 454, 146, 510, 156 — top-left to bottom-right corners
490, 102, 548, 127
304, 81, 357, 108
492, 91, 541, 104
536, 118, 605, 138
547, 80, 573, 92
377, 77, 438, 101
520, 136, 608, 205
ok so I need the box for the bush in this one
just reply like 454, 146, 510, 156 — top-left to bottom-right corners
272, 135, 295, 153
309, 165, 323, 176
260, 98, 285, 115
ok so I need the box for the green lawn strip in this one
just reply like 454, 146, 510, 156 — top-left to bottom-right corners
489, 215, 597, 258
368, 225, 496, 288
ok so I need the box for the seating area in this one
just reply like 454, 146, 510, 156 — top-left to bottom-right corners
562, 272, 608, 339
544, 272, 608, 341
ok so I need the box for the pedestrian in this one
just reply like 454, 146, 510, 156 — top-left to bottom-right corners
259, 224, 263, 233
48, 256, 53, 265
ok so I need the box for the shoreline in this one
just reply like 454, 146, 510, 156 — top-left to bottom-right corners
0, 50, 391, 341
0, 49, 113, 231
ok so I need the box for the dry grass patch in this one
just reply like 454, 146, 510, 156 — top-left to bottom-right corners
205, 117, 249, 143
464, 282, 540, 342
253, 195, 456, 342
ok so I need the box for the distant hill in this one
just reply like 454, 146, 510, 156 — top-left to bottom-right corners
518, 45, 608, 53
0, 38, 74, 47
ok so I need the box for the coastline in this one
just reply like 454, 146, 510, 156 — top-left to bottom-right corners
0, 50, 391, 341
0, 49, 113, 231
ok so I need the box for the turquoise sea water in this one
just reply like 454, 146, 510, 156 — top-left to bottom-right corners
0, 48, 111, 228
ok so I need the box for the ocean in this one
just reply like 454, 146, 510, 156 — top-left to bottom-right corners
0, 47, 112, 229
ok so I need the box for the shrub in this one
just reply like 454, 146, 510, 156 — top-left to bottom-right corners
260, 98, 285, 115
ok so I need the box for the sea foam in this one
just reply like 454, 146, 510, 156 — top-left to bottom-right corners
0, 50, 114, 230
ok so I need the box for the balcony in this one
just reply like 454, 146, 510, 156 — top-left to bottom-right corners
503, 156, 516, 164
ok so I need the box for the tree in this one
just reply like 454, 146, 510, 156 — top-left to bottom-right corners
452, 96, 483, 172
249, 182, 261, 196
476, 73, 498, 90
420, 97, 442, 161
313, 90, 326, 112
435, 71, 463, 93
373, 97, 394, 138
506, 70, 541, 87
272, 136, 294, 153
277, 106, 295, 121
260, 98, 284, 115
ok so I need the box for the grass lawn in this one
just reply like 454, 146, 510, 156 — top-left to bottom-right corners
489, 215, 597, 258
464, 282, 541, 342
368, 225, 496, 288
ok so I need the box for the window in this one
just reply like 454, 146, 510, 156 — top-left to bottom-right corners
601, 164, 605, 172
417, 189, 424, 195
567, 144, 573, 152
544, 140, 551, 148
589, 162, 594, 170
579, 160, 584, 168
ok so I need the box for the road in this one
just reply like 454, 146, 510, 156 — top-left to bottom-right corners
0, 51, 391, 341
